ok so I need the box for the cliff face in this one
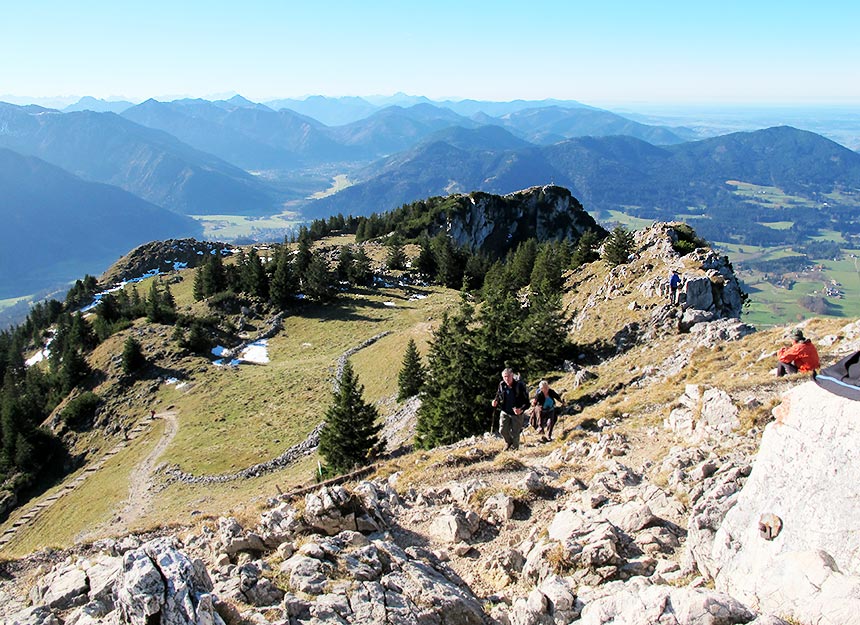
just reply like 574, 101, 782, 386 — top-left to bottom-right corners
442, 185, 605, 254
711, 381, 860, 624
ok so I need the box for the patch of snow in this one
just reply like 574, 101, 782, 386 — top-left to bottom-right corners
240, 339, 269, 364
175, 382, 188, 389
164, 377, 179, 385
409, 294, 428, 301
25, 350, 46, 366
384, 301, 397, 307
302, 342, 313, 348
211, 345, 227, 357
173, 261, 188, 270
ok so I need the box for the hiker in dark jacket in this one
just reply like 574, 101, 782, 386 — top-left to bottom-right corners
492, 367, 530, 450
532, 380, 564, 442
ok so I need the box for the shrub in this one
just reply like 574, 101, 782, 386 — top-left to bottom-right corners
61, 392, 100, 430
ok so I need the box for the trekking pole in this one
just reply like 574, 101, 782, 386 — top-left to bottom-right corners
489, 407, 499, 436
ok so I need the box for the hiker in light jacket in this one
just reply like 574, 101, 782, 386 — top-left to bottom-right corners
532, 380, 564, 442
492, 367, 530, 451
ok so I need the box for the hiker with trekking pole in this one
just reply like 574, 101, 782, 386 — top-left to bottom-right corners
491, 367, 530, 451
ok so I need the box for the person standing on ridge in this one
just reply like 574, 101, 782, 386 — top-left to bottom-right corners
492, 367, 530, 451
669, 269, 682, 305
776, 328, 820, 376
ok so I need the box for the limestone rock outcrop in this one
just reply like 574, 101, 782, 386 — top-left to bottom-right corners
711, 382, 860, 623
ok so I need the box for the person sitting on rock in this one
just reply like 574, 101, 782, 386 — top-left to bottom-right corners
777, 328, 820, 376
532, 380, 564, 442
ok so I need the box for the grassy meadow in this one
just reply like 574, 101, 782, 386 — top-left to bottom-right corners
0, 256, 460, 555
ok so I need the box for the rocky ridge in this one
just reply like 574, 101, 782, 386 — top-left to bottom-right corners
4, 223, 860, 624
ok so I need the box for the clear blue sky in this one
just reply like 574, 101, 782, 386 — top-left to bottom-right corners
2, 0, 858, 105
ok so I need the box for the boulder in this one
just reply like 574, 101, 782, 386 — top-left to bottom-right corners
117, 537, 221, 625
303, 485, 359, 536
428, 506, 481, 543
712, 382, 860, 622
28, 564, 89, 610
578, 577, 755, 625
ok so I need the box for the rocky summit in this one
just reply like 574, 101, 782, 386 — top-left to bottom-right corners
2, 219, 860, 625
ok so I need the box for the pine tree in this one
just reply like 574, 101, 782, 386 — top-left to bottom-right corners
336, 246, 355, 283
415, 237, 436, 278
522, 290, 569, 374
510, 238, 538, 290
602, 226, 635, 267
318, 360, 383, 475
530, 241, 565, 298
397, 339, 425, 400
350, 248, 373, 286
571, 229, 603, 269
121, 336, 146, 375
269, 246, 299, 310
243, 249, 269, 298
303, 252, 335, 301
415, 297, 485, 448
386, 235, 407, 270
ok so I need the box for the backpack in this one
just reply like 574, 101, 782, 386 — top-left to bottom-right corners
814, 351, 860, 400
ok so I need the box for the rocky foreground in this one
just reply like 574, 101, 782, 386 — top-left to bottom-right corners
4, 373, 859, 625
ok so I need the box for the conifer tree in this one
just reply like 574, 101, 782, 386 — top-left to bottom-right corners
303, 252, 335, 301
509, 238, 538, 290
335, 246, 355, 282
350, 248, 373, 286
294, 228, 313, 281
243, 249, 268, 298
415, 297, 484, 448
530, 241, 565, 298
269, 246, 298, 310
121, 336, 146, 375
415, 237, 436, 278
602, 226, 635, 267
397, 338, 425, 401
386, 235, 407, 270
571, 229, 603, 269
318, 360, 383, 475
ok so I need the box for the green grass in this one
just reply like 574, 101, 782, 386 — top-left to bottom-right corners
757, 221, 794, 230
307, 174, 353, 199
190, 212, 304, 240
605, 210, 654, 230
0, 295, 32, 313
1, 420, 166, 557
726, 180, 818, 209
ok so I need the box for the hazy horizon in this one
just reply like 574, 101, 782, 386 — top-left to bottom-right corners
2, 1, 858, 106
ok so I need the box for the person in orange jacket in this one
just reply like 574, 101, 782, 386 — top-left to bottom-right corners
777, 328, 820, 376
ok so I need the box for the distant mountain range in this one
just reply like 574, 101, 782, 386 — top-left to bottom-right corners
0, 148, 201, 298
305, 126, 860, 246
3, 92, 860, 304
0, 102, 279, 214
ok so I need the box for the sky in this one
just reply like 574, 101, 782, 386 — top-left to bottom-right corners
2, 0, 859, 107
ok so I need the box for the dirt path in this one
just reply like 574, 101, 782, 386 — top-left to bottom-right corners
0, 411, 171, 552
85, 411, 179, 539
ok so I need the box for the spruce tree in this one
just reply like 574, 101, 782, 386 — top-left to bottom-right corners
303, 252, 335, 301
415, 237, 436, 278
397, 339, 425, 401
318, 360, 383, 475
350, 248, 373, 286
121, 336, 146, 375
415, 296, 485, 448
602, 226, 635, 267
269, 246, 298, 310
386, 235, 407, 270
571, 229, 602, 269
